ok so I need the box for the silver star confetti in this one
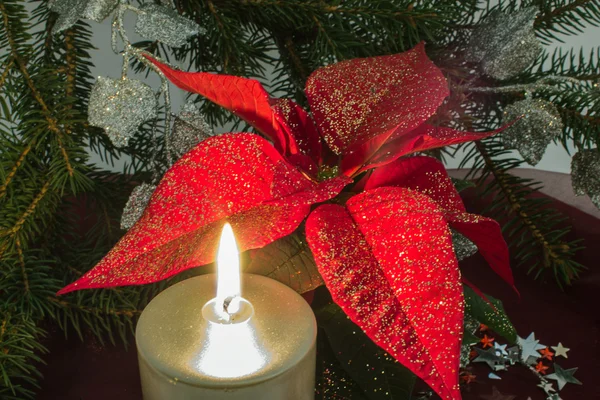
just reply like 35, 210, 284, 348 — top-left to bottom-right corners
506, 346, 520, 365
488, 372, 502, 380
502, 98, 563, 166
172, 100, 214, 158
571, 149, 600, 209
546, 364, 582, 391
538, 381, 556, 394
451, 229, 478, 261
472, 347, 503, 370
467, 6, 542, 80
88, 77, 158, 147
135, 4, 203, 48
551, 343, 570, 359
49, 0, 119, 33
494, 342, 508, 357
120, 183, 156, 230
517, 332, 546, 364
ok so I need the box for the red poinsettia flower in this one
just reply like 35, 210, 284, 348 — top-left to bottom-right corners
60, 43, 513, 400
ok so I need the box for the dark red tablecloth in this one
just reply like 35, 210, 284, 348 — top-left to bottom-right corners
37, 190, 600, 400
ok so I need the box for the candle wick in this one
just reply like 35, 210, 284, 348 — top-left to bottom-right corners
222, 295, 236, 316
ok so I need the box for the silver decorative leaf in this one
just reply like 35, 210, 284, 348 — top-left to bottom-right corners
467, 6, 542, 80
121, 183, 156, 230
82, 0, 119, 22
502, 98, 563, 166
49, 0, 118, 33
88, 77, 157, 147
452, 229, 478, 261
172, 101, 214, 158
571, 149, 600, 209
135, 4, 203, 48
49, 0, 88, 33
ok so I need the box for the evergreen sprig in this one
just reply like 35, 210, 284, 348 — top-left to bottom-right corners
461, 139, 585, 286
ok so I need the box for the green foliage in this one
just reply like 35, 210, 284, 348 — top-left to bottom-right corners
1, 0, 599, 397
245, 230, 323, 294
0, 312, 46, 400
460, 139, 585, 286
316, 303, 416, 400
463, 286, 517, 343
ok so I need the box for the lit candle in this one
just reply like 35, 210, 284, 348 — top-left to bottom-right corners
136, 223, 317, 399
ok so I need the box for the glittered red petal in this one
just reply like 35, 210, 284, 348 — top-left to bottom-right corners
364, 156, 514, 288
145, 55, 288, 153
355, 124, 503, 174
305, 42, 448, 173
364, 156, 466, 213
272, 98, 322, 165
59, 134, 349, 294
445, 212, 515, 289
306, 187, 463, 400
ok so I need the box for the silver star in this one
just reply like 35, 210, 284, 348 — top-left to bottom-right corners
488, 372, 502, 380
551, 343, 570, 359
506, 346, 519, 365
547, 394, 562, 400
517, 332, 546, 363
537, 381, 556, 394
494, 342, 508, 356
546, 364, 582, 391
493, 363, 508, 371
472, 347, 503, 370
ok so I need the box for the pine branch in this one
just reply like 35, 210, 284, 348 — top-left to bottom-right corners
534, 0, 600, 43
1, 180, 50, 239
0, 312, 46, 400
476, 143, 560, 259
63, 29, 76, 102
0, 143, 32, 201
469, 140, 584, 286
15, 238, 29, 294
0, 3, 73, 176
0, 57, 13, 90
46, 297, 142, 318
534, 0, 594, 28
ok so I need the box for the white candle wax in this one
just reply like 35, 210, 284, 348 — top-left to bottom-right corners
136, 225, 317, 399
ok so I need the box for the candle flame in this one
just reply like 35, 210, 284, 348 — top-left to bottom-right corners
216, 223, 241, 316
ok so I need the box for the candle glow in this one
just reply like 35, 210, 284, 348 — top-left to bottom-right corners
216, 223, 241, 317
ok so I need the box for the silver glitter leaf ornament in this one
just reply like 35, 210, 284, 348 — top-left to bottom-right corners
135, 4, 202, 48
171, 101, 214, 158
121, 183, 156, 230
88, 77, 158, 147
467, 7, 542, 80
49, 0, 119, 33
452, 229, 478, 261
571, 149, 600, 209
502, 98, 563, 166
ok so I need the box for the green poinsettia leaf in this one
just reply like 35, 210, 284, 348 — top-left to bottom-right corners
463, 330, 480, 346
464, 286, 517, 343
316, 303, 416, 400
315, 330, 369, 400
245, 232, 323, 294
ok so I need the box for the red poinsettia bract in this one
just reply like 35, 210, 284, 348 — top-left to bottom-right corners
60, 43, 514, 400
